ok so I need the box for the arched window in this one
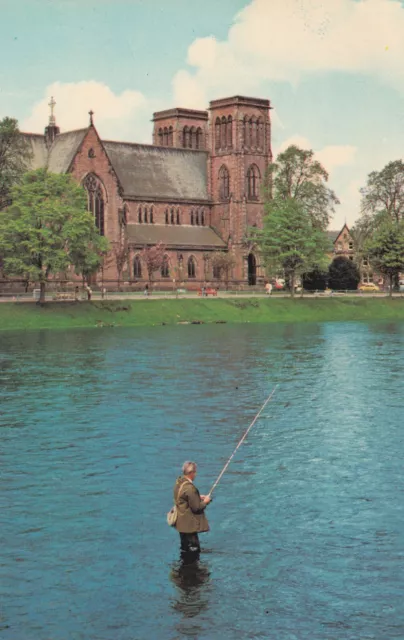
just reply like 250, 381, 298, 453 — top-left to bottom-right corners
158, 128, 163, 145
176, 209, 180, 225
134, 255, 142, 278
196, 127, 202, 149
170, 208, 175, 224
138, 207, 142, 223
183, 126, 189, 148
84, 174, 105, 235
257, 117, 264, 149
215, 117, 221, 150
200, 209, 205, 226
227, 116, 233, 148
219, 165, 230, 201
251, 117, 258, 148
188, 256, 196, 278
221, 116, 227, 149
144, 207, 148, 224
213, 264, 221, 279
168, 126, 173, 147
161, 255, 170, 278
190, 210, 194, 225
247, 164, 260, 200
165, 209, 169, 224
190, 127, 197, 149
195, 210, 199, 226
163, 127, 168, 146
243, 116, 250, 148
150, 206, 154, 224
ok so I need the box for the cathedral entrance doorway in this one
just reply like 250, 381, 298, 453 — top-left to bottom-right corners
247, 253, 257, 286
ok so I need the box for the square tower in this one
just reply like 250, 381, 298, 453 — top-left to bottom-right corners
208, 96, 272, 283
152, 108, 209, 150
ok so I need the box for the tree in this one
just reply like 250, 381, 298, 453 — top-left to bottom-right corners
268, 145, 339, 230
302, 267, 328, 291
210, 252, 236, 289
140, 242, 166, 284
0, 117, 32, 210
328, 257, 360, 291
365, 222, 404, 296
253, 197, 330, 297
112, 238, 129, 290
360, 160, 404, 224
0, 169, 108, 303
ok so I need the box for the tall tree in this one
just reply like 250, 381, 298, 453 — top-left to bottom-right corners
253, 197, 330, 297
140, 242, 166, 284
112, 238, 129, 290
360, 160, 404, 223
268, 145, 339, 230
0, 169, 108, 303
0, 117, 32, 210
365, 222, 404, 297
210, 252, 236, 289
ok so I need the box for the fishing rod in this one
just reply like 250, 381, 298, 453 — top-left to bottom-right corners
208, 385, 279, 497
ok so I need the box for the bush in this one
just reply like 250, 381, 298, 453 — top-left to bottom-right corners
302, 268, 328, 291
328, 257, 360, 290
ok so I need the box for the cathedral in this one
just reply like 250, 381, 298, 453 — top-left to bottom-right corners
24, 95, 272, 288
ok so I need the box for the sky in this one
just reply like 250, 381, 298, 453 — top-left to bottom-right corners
1, 0, 404, 230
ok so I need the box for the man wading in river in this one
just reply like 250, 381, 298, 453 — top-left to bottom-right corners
174, 461, 211, 561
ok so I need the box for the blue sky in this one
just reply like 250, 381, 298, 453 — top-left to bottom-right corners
1, 0, 404, 229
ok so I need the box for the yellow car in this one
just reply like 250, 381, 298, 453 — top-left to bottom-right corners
358, 283, 380, 292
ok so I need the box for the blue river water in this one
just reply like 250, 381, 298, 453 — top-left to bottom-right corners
1, 322, 404, 640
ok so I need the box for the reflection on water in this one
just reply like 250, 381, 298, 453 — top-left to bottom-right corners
2, 322, 404, 639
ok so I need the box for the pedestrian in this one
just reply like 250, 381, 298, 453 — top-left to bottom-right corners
74, 286, 79, 301
85, 284, 92, 301
144, 284, 149, 297
173, 461, 211, 563
265, 282, 272, 295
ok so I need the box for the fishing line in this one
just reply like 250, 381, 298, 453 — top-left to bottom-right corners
209, 384, 278, 496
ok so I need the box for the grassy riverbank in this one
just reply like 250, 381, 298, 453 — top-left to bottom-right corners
1, 297, 404, 331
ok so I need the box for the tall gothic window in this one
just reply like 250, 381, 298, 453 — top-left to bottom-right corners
188, 256, 196, 278
144, 207, 148, 223
170, 208, 175, 224
168, 126, 173, 147
196, 127, 202, 149
138, 207, 142, 223
221, 116, 227, 149
176, 209, 180, 225
190, 210, 194, 225
219, 165, 230, 201
150, 206, 154, 224
161, 255, 170, 278
84, 174, 105, 235
158, 128, 163, 145
227, 116, 233, 148
257, 117, 264, 149
134, 255, 142, 278
183, 126, 190, 148
165, 209, 169, 224
247, 164, 260, 200
200, 209, 205, 226
215, 118, 221, 150
195, 210, 199, 226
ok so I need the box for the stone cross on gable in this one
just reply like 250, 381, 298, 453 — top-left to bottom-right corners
89, 110, 94, 125
49, 96, 56, 125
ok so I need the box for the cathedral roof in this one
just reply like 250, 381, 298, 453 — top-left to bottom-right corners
103, 141, 209, 202
23, 129, 88, 173
127, 223, 226, 249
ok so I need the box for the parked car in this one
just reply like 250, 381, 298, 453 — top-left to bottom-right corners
358, 283, 380, 292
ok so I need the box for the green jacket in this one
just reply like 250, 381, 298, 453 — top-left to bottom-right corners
173, 475, 210, 534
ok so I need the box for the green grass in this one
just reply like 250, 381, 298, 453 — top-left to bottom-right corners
1, 297, 404, 331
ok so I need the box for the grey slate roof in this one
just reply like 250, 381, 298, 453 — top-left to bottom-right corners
327, 230, 340, 243
47, 130, 87, 173
127, 223, 226, 249
103, 141, 209, 201
24, 134, 48, 170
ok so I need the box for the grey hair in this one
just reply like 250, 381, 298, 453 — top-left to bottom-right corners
182, 461, 197, 475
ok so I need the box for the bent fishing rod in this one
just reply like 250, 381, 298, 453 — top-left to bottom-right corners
208, 384, 278, 497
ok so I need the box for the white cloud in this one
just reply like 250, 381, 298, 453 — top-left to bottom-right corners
21, 81, 152, 142
278, 135, 357, 173
173, 0, 404, 107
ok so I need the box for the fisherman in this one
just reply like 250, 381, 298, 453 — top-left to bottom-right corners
173, 461, 211, 562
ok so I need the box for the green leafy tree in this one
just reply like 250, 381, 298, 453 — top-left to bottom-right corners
268, 145, 339, 230
360, 161, 404, 224
0, 169, 108, 303
0, 117, 32, 210
302, 267, 328, 291
328, 257, 360, 291
210, 251, 236, 290
365, 222, 404, 297
253, 197, 330, 298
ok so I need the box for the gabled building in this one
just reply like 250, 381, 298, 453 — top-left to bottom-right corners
22, 95, 273, 287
